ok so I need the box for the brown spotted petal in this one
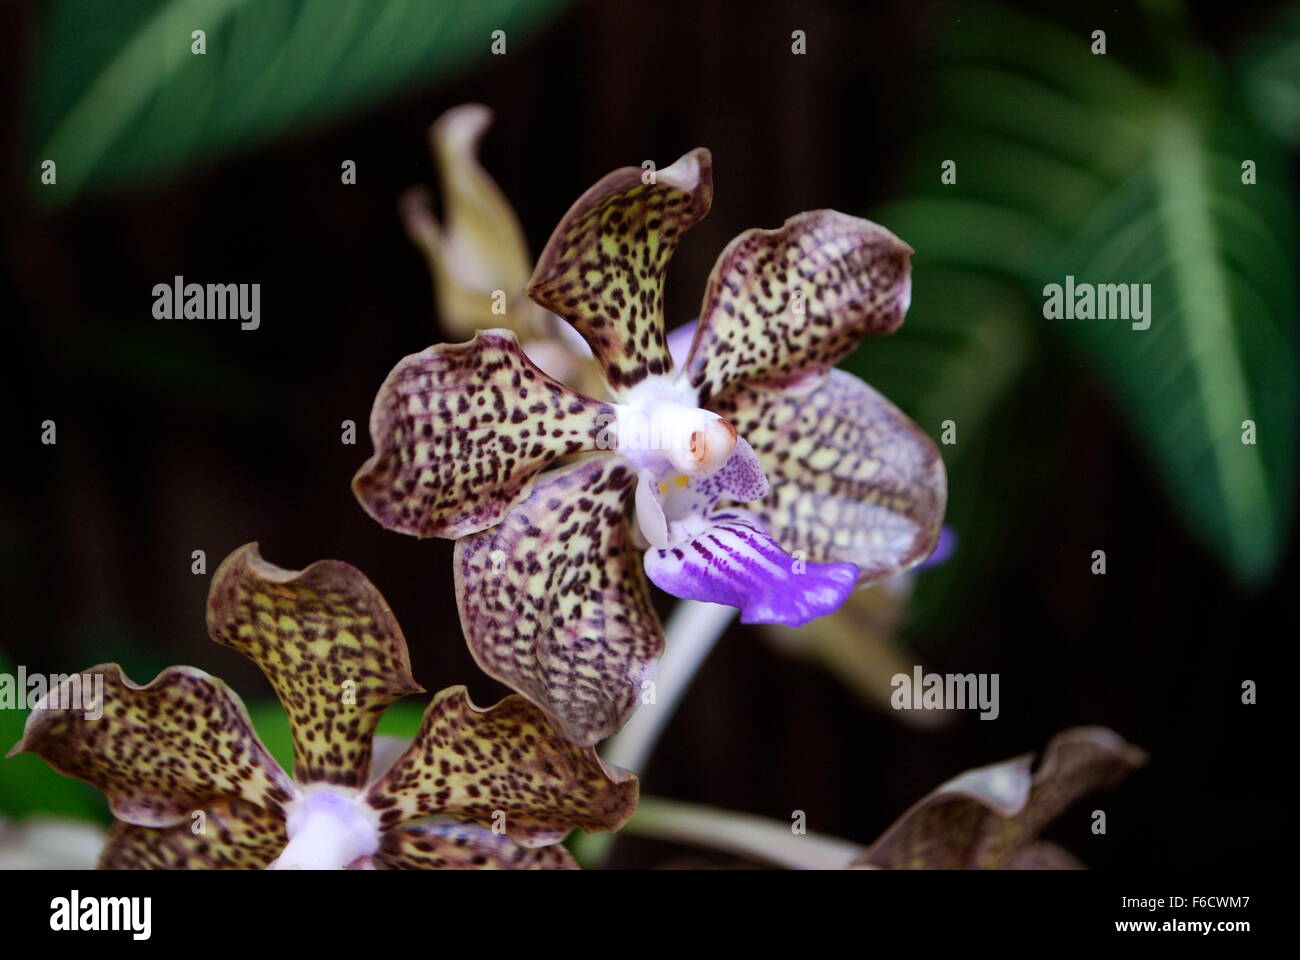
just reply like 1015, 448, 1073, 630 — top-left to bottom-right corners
852, 726, 1148, 869
206, 543, 424, 790
8, 664, 295, 828
686, 211, 914, 404
98, 800, 287, 870
453, 456, 662, 746
353, 329, 615, 539
527, 148, 713, 396
377, 819, 579, 870
711, 368, 946, 585
364, 686, 638, 846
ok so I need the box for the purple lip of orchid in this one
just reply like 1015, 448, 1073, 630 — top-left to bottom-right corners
353, 147, 948, 746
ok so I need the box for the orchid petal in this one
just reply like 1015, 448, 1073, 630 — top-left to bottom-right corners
206, 543, 424, 789
644, 510, 858, 626
402, 105, 541, 341
378, 820, 579, 870
364, 686, 638, 845
711, 368, 946, 585
527, 149, 713, 395
853, 727, 1148, 869
353, 330, 615, 539
685, 211, 913, 404
454, 456, 663, 746
98, 800, 287, 870
8, 664, 295, 828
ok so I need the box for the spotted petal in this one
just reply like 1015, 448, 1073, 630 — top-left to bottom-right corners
685, 211, 913, 404
353, 330, 615, 539
645, 509, 858, 626
852, 727, 1147, 869
8, 664, 295, 827
206, 543, 424, 789
454, 456, 662, 746
364, 686, 638, 845
711, 368, 946, 585
98, 800, 287, 870
377, 819, 579, 870
527, 148, 713, 395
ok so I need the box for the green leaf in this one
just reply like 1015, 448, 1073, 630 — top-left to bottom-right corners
1237, 7, 1300, 147
31, 0, 569, 205
862, 2, 1299, 583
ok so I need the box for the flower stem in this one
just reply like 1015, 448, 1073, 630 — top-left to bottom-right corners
573, 599, 735, 868
605, 599, 736, 774
619, 796, 864, 870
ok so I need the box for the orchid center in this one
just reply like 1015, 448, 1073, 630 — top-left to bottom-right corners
612, 374, 738, 477
269, 788, 381, 870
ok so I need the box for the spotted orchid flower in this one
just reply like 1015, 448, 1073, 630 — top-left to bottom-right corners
7, 544, 636, 870
354, 148, 947, 746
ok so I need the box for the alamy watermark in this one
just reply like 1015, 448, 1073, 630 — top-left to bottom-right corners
50, 891, 151, 940
0, 668, 104, 720
1042, 275, 1150, 331
891, 666, 1000, 720
152, 275, 260, 330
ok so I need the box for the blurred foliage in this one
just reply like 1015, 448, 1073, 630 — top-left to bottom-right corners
1238, 6, 1300, 147
846, 1, 1299, 587
30, 0, 570, 205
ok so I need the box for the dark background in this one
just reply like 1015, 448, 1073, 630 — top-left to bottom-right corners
2, 0, 1292, 869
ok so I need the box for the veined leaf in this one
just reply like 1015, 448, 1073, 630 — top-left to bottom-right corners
864, 1, 1298, 583
31, 0, 569, 205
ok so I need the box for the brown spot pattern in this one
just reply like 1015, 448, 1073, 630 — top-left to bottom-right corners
452, 456, 663, 746
10, 664, 295, 828
377, 819, 579, 870
711, 368, 946, 585
98, 800, 287, 870
206, 543, 424, 789
687, 210, 914, 404
527, 148, 713, 396
353, 330, 614, 539
364, 686, 638, 845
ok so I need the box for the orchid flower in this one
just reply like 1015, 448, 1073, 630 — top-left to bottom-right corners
354, 148, 946, 746
7, 544, 636, 869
